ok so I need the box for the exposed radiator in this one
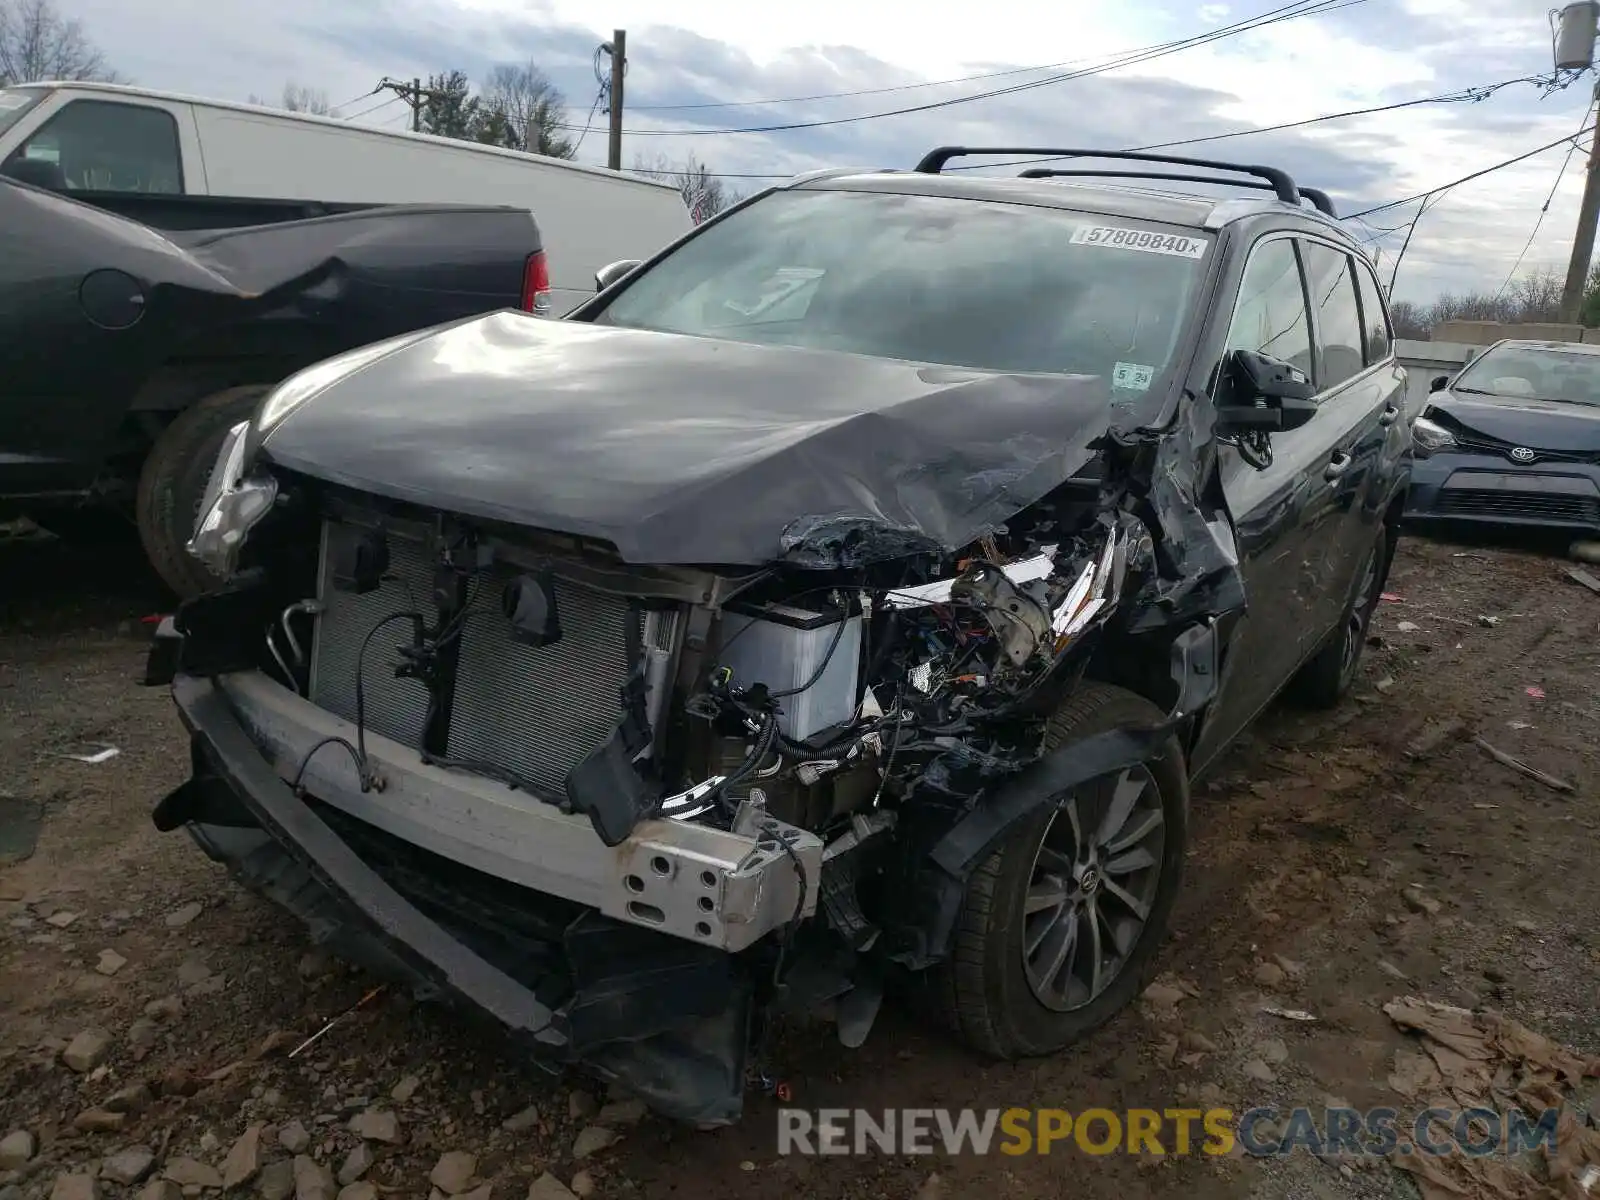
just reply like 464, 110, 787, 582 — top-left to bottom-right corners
307, 523, 640, 798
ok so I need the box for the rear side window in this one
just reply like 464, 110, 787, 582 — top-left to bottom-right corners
1299, 241, 1365, 390
1, 99, 182, 194
1224, 237, 1312, 379
1353, 257, 1392, 364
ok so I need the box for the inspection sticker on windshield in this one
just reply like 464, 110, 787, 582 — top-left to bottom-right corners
1113, 362, 1155, 391
1071, 225, 1208, 258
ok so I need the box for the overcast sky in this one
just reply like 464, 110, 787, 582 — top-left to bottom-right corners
48, 0, 1595, 305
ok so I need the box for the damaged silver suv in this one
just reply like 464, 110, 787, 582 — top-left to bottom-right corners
145, 147, 1410, 1125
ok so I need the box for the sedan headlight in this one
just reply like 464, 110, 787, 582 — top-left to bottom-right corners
187, 420, 279, 579
1411, 415, 1457, 457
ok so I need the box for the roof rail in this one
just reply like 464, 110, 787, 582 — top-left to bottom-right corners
1015, 167, 1338, 217
914, 146, 1317, 210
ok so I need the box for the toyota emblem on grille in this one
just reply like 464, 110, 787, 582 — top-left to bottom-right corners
1509, 446, 1536, 463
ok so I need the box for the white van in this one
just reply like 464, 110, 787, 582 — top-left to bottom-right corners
0, 81, 692, 314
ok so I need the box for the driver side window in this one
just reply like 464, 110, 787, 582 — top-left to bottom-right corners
1, 99, 183, 194
1225, 237, 1313, 379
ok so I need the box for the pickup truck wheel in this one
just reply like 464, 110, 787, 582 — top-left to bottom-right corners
936, 683, 1188, 1060
1288, 521, 1392, 709
136, 385, 270, 599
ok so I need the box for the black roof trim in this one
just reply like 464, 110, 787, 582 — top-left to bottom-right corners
1015, 167, 1338, 217
914, 147, 1321, 211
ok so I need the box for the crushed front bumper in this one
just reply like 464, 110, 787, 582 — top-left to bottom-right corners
158, 670, 823, 1124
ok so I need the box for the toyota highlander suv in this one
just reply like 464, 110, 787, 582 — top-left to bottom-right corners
145, 147, 1410, 1125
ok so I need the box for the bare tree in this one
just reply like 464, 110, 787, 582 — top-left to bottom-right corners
0, 0, 119, 86
634, 152, 740, 223
477, 62, 573, 158
247, 82, 336, 116
281, 83, 333, 115
1504, 269, 1563, 322
1388, 300, 1429, 341
1388, 268, 1584, 340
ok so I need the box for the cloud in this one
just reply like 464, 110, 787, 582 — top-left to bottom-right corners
48, 0, 1597, 303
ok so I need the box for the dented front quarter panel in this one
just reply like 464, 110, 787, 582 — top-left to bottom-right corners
874, 360, 1250, 969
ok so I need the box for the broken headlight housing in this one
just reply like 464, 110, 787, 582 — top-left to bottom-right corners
187, 420, 278, 579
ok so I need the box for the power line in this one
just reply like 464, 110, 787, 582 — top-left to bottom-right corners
343, 94, 405, 122
627, 25, 1292, 113
333, 85, 382, 112
1345, 125, 1596, 220
571, 87, 607, 155
952, 77, 1544, 171
595, 0, 1360, 137
686, 75, 1545, 181
1350, 215, 1412, 245
1496, 98, 1595, 299
559, 0, 1364, 138
1386, 190, 1446, 291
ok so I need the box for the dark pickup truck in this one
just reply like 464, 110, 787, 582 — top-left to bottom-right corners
0, 176, 548, 595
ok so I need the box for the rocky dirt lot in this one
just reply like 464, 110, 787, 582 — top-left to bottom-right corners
2, 528, 1598, 1200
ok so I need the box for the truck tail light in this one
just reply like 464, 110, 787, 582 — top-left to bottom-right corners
521, 250, 552, 315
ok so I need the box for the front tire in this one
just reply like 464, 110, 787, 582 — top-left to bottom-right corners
135, 385, 271, 599
936, 682, 1189, 1060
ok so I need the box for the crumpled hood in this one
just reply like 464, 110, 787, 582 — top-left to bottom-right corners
260, 312, 1113, 566
1432, 392, 1600, 454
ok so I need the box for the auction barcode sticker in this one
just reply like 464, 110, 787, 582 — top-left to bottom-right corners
1070, 225, 1208, 258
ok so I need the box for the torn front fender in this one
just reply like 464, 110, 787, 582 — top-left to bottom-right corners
885, 616, 1222, 972
1117, 389, 1247, 632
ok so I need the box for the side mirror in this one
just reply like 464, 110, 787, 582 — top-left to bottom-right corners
1429, 375, 1450, 393
1215, 348, 1318, 433
595, 259, 642, 292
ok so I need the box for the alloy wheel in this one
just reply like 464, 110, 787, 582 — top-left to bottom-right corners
1021, 765, 1165, 1012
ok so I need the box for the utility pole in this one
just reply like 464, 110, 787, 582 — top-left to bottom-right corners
375, 76, 449, 134
605, 30, 627, 171
1556, 3, 1600, 320
1562, 80, 1600, 321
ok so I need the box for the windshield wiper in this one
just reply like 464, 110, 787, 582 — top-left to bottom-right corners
1452, 386, 1494, 395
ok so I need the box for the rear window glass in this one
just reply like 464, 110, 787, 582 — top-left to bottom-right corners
595, 189, 1212, 386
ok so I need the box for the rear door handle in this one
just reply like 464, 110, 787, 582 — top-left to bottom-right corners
1379, 403, 1401, 427
1324, 451, 1352, 481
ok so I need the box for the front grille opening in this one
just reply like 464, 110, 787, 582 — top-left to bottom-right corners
311, 799, 581, 1004
1435, 490, 1600, 525
307, 523, 648, 798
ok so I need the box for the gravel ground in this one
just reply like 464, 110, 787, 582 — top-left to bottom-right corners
1, 528, 1597, 1200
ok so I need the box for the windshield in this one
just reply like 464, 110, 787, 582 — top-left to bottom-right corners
593, 188, 1210, 385
1452, 344, 1600, 407
0, 88, 42, 141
